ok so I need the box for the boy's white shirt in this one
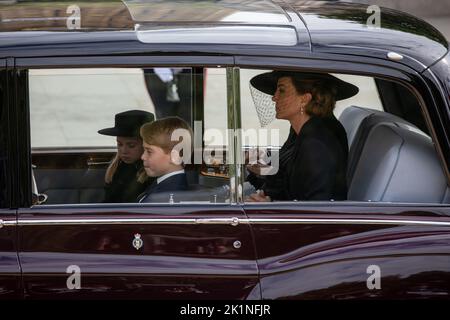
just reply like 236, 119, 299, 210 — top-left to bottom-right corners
157, 169, 185, 184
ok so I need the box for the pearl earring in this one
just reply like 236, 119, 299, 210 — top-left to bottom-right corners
300, 106, 304, 115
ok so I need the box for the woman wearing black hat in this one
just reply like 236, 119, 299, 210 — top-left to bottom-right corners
98, 110, 155, 203
246, 71, 358, 202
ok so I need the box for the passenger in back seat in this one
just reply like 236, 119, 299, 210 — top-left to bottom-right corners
98, 110, 155, 203
246, 71, 358, 201
137, 117, 193, 203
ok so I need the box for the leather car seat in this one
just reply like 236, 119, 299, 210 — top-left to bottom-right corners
348, 121, 449, 203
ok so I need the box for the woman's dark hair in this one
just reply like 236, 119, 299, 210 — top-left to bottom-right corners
291, 77, 338, 117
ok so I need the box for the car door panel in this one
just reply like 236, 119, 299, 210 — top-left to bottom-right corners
0, 60, 22, 299
0, 211, 21, 299
245, 207, 450, 299
18, 206, 259, 299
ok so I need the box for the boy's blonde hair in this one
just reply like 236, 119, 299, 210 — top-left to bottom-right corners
140, 116, 193, 160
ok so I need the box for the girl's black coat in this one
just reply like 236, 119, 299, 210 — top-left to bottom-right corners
104, 160, 153, 203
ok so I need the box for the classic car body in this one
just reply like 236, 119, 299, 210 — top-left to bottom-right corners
0, 0, 449, 299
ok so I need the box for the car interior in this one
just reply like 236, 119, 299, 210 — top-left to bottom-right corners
340, 106, 450, 203
30, 67, 231, 205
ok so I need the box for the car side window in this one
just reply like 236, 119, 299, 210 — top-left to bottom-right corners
28, 67, 230, 205
239, 68, 449, 205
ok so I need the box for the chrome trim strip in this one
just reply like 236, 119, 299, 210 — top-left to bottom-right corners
16, 217, 244, 226
0, 219, 17, 228
226, 67, 238, 204
9, 218, 450, 227
232, 67, 244, 205
18, 218, 197, 226
248, 218, 450, 227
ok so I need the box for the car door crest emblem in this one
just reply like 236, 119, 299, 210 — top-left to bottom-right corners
132, 233, 143, 250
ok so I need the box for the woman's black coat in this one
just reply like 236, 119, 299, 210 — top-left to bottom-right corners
248, 115, 348, 201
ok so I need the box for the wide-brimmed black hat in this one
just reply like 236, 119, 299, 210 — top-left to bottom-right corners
98, 110, 155, 137
250, 71, 359, 101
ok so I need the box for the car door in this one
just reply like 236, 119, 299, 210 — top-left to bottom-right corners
0, 58, 22, 299
18, 205, 258, 299
15, 57, 260, 299
244, 204, 450, 299
235, 60, 450, 300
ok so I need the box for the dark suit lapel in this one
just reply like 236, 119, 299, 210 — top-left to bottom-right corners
138, 173, 188, 203
155, 174, 188, 193
137, 180, 158, 202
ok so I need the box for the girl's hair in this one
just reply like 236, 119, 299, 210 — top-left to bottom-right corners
105, 148, 148, 184
136, 166, 147, 183
104, 153, 120, 184
140, 116, 193, 159
291, 78, 337, 117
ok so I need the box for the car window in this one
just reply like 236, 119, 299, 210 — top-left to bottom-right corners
239, 69, 383, 147
30, 68, 155, 148
239, 68, 449, 205
28, 67, 231, 205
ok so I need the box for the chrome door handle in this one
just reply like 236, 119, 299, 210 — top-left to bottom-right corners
195, 217, 241, 226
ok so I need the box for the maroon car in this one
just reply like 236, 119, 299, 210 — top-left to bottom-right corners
0, 0, 449, 300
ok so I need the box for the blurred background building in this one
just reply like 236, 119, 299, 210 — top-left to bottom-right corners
348, 0, 450, 40
0, 1, 449, 40
2, 0, 448, 147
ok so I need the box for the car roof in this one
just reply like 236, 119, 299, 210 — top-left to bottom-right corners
293, 1, 449, 70
0, 0, 447, 72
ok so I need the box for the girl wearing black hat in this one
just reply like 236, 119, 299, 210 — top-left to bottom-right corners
246, 71, 358, 202
98, 110, 155, 203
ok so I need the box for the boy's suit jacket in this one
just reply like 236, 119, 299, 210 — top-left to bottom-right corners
138, 173, 188, 203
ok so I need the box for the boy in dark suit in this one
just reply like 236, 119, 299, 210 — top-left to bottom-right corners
137, 117, 192, 203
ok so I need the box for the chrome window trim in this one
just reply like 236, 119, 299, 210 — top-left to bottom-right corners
243, 201, 450, 207
227, 67, 244, 204
30, 202, 235, 209
27, 200, 450, 209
